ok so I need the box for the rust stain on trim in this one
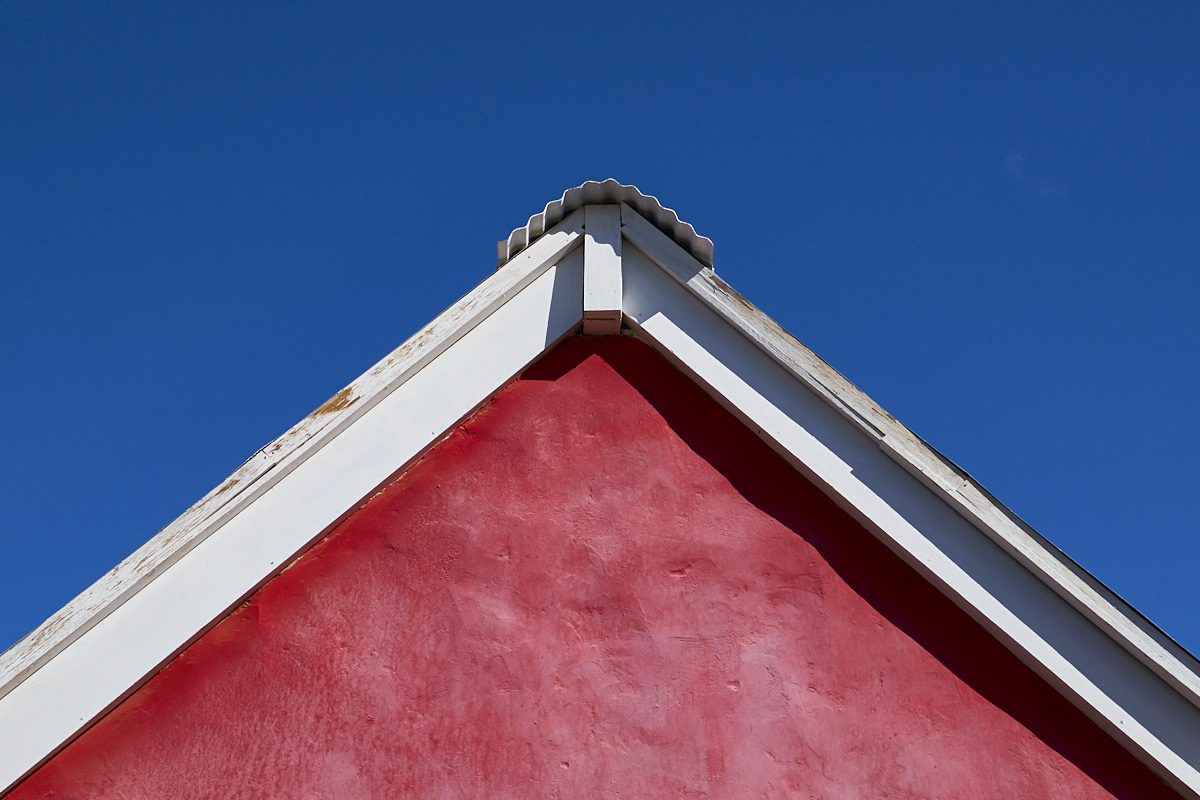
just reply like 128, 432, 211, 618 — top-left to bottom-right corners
314, 386, 359, 416
213, 476, 240, 499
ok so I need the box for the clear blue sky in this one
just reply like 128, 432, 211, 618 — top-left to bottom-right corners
2, 4, 1198, 657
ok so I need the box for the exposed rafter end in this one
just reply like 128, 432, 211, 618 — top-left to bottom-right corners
582, 310, 622, 336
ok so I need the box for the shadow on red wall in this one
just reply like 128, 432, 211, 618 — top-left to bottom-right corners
525, 335, 1177, 800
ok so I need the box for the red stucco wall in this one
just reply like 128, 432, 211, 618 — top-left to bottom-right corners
10, 336, 1180, 799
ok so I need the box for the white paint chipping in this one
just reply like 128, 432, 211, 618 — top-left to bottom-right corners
0, 222, 584, 793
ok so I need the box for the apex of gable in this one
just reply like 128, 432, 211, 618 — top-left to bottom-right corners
498, 179, 715, 270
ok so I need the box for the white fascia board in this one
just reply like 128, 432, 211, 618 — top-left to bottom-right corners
621, 203, 1200, 704
619, 200, 1200, 698
619, 217, 1200, 797
0, 216, 586, 794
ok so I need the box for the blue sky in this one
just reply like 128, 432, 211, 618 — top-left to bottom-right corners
2, 4, 1198, 657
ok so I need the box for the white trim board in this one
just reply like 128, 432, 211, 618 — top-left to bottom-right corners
0, 208, 585, 704
0, 215, 585, 793
2, 189, 1199, 797
616, 200, 1200, 704
621, 237, 1200, 797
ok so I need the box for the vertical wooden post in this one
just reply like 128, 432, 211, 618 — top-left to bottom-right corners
583, 205, 622, 335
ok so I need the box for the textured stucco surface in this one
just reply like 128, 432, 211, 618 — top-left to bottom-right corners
10, 336, 1180, 799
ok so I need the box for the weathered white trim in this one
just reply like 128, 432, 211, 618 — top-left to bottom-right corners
619, 200, 1200, 703
0, 208, 585, 707
619, 221, 1200, 798
0, 220, 585, 794
582, 205, 622, 335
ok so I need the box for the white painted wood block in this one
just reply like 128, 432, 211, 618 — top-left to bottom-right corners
583, 204, 622, 335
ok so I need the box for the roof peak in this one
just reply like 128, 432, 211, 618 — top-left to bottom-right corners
499, 179, 714, 269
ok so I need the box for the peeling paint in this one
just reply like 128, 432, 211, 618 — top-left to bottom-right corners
313, 386, 358, 416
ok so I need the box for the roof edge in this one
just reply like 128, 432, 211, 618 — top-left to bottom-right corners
499, 179, 714, 269
0, 209, 588, 705
622, 206, 1200, 708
